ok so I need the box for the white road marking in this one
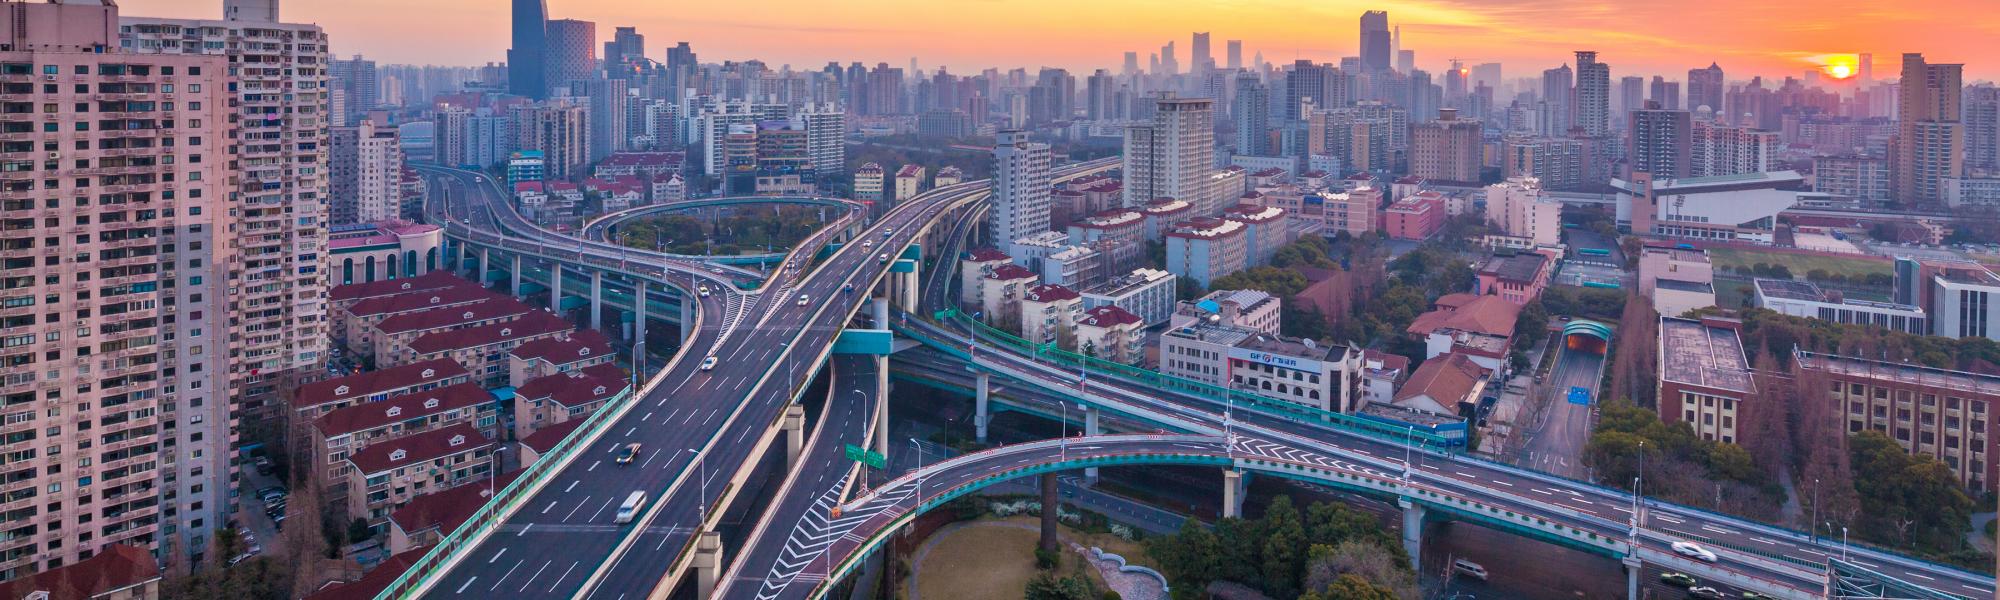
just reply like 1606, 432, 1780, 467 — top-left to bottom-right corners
542, 501, 558, 514
549, 561, 580, 593
489, 548, 508, 563
588, 461, 601, 472
563, 498, 590, 522
454, 577, 478, 594
519, 560, 552, 591
1533, 488, 1554, 495
490, 560, 523, 591
517, 523, 533, 537
564, 480, 579, 493
1750, 537, 1779, 546
587, 495, 617, 522
624, 427, 637, 437
1701, 525, 1738, 535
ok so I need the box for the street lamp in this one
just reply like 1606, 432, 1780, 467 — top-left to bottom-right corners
908, 438, 928, 500
487, 446, 510, 499
1402, 425, 1415, 481
685, 448, 708, 523
1810, 477, 1821, 543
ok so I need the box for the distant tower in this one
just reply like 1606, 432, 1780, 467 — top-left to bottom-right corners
542, 19, 597, 95
1572, 50, 1611, 137
1191, 32, 1212, 74
509, 0, 549, 98
1226, 40, 1243, 70
1359, 11, 1391, 72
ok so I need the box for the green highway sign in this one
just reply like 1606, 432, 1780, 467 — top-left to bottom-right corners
844, 444, 885, 469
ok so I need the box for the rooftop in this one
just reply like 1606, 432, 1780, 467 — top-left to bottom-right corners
596, 151, 685, 168
1139, 198, 1192, 214
345, 423, 493, 476
508, 329, 615, 366
1078, 305, 1144, 327
1359, 401, 1463, 426
1797, 351, 2000, 398
391, 470, 525, 537
1237, 333, 1346, 362
303, 550, 427, 600
0, 544, 159, 600
964, 247, 1011, 263
329, 271, 467, 303
1395, 352, 1491, 407
1659, 317, 1754, 395
1072, 209, 1143, 228
374, 295, 534, 335
1024, 284, 1082, 303
1165, 217, 1245, 241
312, 382, 491, 438
407, 310, 574, 355
294, 358, 470, 411
516, 363, 630, 408
987, 264, 1038, 281
1479, 253, 1550, 284
896, 164, 925, 177
1223, 203, 1286, 223
1406, 293, 1521, 338
1165, 324, 1256, 347
344, 282, 491, 318
520, 418, 588, 453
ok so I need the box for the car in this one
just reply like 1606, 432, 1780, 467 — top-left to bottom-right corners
1687, 586, 1726, 599
1450, 559, 1488, 581
797, 294, 810, 306
256, 486, 286, 503
862, 240, 874, 249
878, 253, 890, 264
698, 285, 711, 297
842, 283, 854, 295
882, 228, 894, 238
1739, 593, 1775, 600
700, 355, 718, 371
1671, 541, 1718, 562
614, 491, 649, 524
1659, 572, 1697, 587
615, 443, 643, 465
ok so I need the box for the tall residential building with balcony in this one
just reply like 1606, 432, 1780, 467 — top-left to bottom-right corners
991, 131, 1052, 256
122, 0, 335, 425
1408, 108, 1481, 183
330, 118, 402, 225
1123, 95, 1218, 214
512, 102, 589, 180
1891, 53, 1964, 207
1, 0, 241, 576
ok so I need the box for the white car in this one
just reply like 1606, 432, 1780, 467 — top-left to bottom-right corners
699, 356, 718, 371
797, 294, 810, 306
698, 286, 710, 298
1671, 541, 1718, 562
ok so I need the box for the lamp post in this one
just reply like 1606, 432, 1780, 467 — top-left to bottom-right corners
909, 438, 927, 501
487, 446, 510, 499
685, 448, 708, 523
1810, 478, 1821, 542
1402, 425, 1415, 481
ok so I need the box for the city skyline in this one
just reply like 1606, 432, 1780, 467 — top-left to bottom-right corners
119, 0, 2000, 80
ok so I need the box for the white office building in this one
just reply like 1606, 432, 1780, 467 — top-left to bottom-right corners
993, 130, 1054, 255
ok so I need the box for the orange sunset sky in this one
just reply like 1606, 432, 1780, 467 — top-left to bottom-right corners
118, 0, 1998, 81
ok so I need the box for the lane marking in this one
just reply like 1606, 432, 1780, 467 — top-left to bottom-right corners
563, 498, 590, 522
489, 548, 507, 563
520, 560, 552, 592
549, 561, 580, 593
587, 495, 617, 523
454, 577, 478, 594
565, 480, 579, 493
542, 501, 558, 514
517, 523, 533, 537
490, 559, 523, 591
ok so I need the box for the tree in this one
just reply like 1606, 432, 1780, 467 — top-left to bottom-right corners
1302, 541, 1416, 600
1259, 496, 1307, 598
1299, 574, 1399, 600
1850, 430, 1975, 551
1024, 570, 1096, 600
1514, 300, 1550, 348
1148, 518, 1219, 600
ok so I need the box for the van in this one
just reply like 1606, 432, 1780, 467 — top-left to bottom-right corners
614, 491, 648, 524
1451, 559, 1488, 581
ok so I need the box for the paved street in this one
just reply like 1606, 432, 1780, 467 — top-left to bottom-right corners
1520, 346, 1607, 480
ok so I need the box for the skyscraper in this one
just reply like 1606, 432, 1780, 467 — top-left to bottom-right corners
3, 1, 239, 575
603, 26, 645, 77
509, 0, 549, 98
515, 102, 592, 179
1087, 69, 1117, 120
1618, 75, 1645, 126
1123, 52, 1141, 77
1966, 86, 2000, 173
993, 131, 1054, 254
1124, 95, 1219, 213
1650, 75, 1682, 110
1359, 10, 1391, 72
1687, 62, 1726, 112
1540, 64, 1574, 136
1572, 51, 1611, 137
1285, 60, 1335, 121
1891, 53, 1964, 206
1410, 109, 1484, 182
543, 18, 597, 94
1233, 71, 1272, 156
1191, 32, 1212, 74
330, 54, 379, 125
331, 119, 406, 224
1628, 101, 1692, 178
1858, 52, 1874, 84
124, 0, 334, 432
1226, 40, 1243, 70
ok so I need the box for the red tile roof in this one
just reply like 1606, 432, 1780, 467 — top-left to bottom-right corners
1079, 305, 1142, 327
293, 359, 471, 411
508, 329, 614, 366
1395, 352, 1491, 407
374, 295, 534, 335
1024, 284, 1080, 303
313, 382, 492, 438
389, 470, 524, 539
343, 283, 491, 319
0, 544, 159, 600
520, 418, 587, 454
329, 271, 468, 302
513, 181, 544, 194
964, 248, 1011, 262
1406, 293, 1521, 338
345, 423, 493, 476
517, 363, 630, 408
407, 311, 573, 355
303, 549, 427, 600
987, 264, 1038, 281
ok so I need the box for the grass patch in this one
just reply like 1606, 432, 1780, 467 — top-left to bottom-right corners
1707, 247, 1891, 281
912, 516, 1153, 600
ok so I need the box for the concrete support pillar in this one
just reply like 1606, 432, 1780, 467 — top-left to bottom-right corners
694, 530, 723, 599
1222, 469, 1244, 519
1399, 498, 1425, 571
478, 247, 490, 281
590, 271, 604, 330
549, 263, 564, 313
873, 354, 890, 456
782, 405, 806, 469
872, 297, 890, 329
974, 372, 992, 443
679, 293, 694, 331
634, 280, 648, 343
1038, 473, 1060, 553
898, 270, 920, 313
510, 254, 522, 297
1083, 407, 1101, 484
1622, 555, 1641, 600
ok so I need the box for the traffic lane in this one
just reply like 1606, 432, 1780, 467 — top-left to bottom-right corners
717, 356, 877, 600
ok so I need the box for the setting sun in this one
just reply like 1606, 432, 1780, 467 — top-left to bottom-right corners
1828, 63, 1853, 78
